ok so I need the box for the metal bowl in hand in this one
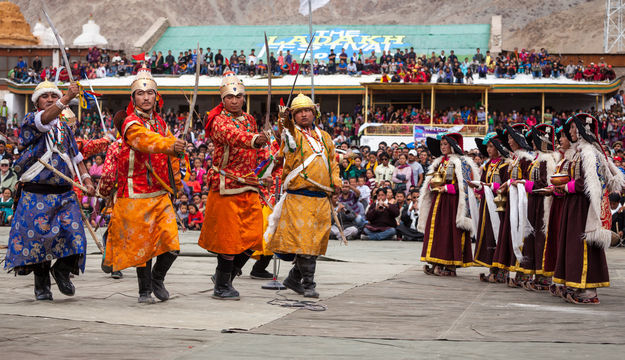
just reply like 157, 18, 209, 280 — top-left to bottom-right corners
550, 173, 571, 186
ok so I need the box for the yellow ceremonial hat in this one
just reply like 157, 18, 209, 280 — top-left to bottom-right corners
289, 93, 317, 115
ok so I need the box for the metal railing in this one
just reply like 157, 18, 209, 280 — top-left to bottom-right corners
363, 123, 488, 136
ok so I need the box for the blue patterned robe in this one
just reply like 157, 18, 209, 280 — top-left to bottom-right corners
4, 111, 87, 272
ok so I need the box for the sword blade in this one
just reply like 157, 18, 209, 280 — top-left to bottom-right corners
42, 8, 73, 82
184, 42, 201, 138
264, 32, 272, 133
286, 33, 316, 107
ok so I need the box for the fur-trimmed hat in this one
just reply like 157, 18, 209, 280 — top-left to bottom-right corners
220, 70, 245, 99
31, 81, 63, 107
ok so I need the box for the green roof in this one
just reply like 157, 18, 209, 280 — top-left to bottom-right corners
151, 24, 490, 62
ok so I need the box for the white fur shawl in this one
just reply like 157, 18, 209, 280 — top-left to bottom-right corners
576, 140, 625, 248
417, 154, 480, 237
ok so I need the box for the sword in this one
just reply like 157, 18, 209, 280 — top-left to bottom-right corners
183, 42, 201, 139
263, 32, 273, 137
286, 33, 316, 107
42, 8, 73, 82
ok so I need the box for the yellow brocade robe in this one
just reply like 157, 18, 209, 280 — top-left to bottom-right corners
265, 127, 341, 256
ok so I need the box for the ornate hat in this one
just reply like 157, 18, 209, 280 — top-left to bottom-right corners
130, 67, 157, 94
529, 124, 555, 151
555, 126, 563, 140
59, 108, 76, 126
219, 71, 245, 99
289, 93, 318, 116
476, 131, 510, 158
31, 80, 63, 106
426, 132, 464, 157
571, 113, 601, 145
503, 123, 532, 151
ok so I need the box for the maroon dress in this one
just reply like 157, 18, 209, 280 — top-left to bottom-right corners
517, 158, 549, 274
542, 156, 568, 276
492, 154, 532, 271
553, 156, 610, 289
474, 158, 509, 267
421, 157, 474, 267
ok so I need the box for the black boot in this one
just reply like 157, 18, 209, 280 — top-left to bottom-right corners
231, 250, 252, 282
297, 255, 319, 298
50, 255, 77, 296
136, 260, 155, 304
152, 251, 177, 301
282, 263, 305, 295
212, 269, 240, 300
250, 255, 273, 280
101, 229, 112, 274
33, 262, 53, 301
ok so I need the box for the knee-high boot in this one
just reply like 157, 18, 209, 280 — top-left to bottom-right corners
250, 255, 273, 279
152, 251, 178, 301
297, 255, 319, 298
231, 250, 253, 282
212, 255, 240, 300
51, 255, 78, 296
33, 261, 52, 301
136, 259, 155, 304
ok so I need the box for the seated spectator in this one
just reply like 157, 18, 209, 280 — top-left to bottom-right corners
338, 179, 366, 226
338, 59, 348, 74
187, 204, 203, 230
478, 62, 488, 78
176, 203, 189, 230
363, 188, 399, 240
347, 61, 358, 75
330, 194, 360, 240
356, 175, 371, 210
374, 153, 395, 185
392, 153, 413, 195
396, 190, 424, 241
0, 187, 14, 226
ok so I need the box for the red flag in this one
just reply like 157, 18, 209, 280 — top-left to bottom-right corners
132, 52, 145, 61
225, 58, 230, 66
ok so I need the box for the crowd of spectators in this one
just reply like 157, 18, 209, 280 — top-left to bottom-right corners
7, 46, 618, 85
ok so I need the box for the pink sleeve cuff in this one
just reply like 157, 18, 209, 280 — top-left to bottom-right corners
492, 182, 500, 192
566, 180, 576, 194
524, 181, 534, 193
475, 187, 484, 196
446, 184, 456, 194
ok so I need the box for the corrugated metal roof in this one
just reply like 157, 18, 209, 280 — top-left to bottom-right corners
151, 24, 490, 61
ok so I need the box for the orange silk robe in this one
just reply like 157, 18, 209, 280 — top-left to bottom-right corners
104, 113, 182, 271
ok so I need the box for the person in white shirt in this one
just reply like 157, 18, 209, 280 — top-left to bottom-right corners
407, 149, 424, 188
374, 153, 395, 185
248, 49, 257, 69
356, 175, 371, 210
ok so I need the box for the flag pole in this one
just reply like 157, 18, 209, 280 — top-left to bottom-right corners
308, 0, 315, 102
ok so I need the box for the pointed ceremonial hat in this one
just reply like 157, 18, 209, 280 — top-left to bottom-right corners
220, 70, 245, 99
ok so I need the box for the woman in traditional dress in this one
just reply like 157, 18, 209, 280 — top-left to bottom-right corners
515, 124, 559, 290
418, 132, 479, 276
553, 113, 625, 304
543, 125, 574, 296
472, 132, 510, 282
491, 124, 534, 285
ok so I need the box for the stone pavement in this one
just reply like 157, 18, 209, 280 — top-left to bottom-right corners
1, 228, 624, 359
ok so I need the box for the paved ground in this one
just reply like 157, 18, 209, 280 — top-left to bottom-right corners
1, 228, 625, 359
